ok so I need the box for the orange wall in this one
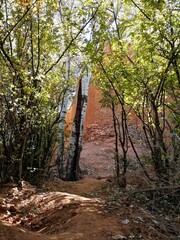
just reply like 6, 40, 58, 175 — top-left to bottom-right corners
65, 84, 113, 131
65, 83, 141, 140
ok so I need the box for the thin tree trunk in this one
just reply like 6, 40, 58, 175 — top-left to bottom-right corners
111, 101, 120, 184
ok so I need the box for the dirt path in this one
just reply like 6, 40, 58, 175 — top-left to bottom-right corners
1, 177, 179, 240
0, 139, 179, 240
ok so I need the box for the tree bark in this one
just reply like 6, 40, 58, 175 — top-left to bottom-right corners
66, 69, 91, 181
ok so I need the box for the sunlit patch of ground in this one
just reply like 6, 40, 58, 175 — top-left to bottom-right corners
0, 177, 179, 240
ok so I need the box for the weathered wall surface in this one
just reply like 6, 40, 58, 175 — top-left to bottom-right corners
84, 84, 113, 127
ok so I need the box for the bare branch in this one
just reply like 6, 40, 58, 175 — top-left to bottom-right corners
1, 0, 38, 46
45, 4, 101, 75
129, 0, 151, 21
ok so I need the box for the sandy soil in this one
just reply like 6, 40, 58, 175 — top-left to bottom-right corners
0, 178, 179, 240
0, 137, 179, 240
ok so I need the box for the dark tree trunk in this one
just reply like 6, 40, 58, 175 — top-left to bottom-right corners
68, 79, 83, 181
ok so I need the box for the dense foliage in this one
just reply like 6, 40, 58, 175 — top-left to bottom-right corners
87, 0, 180, 185
0, 0, 179, 185
0, 0, 98, 182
